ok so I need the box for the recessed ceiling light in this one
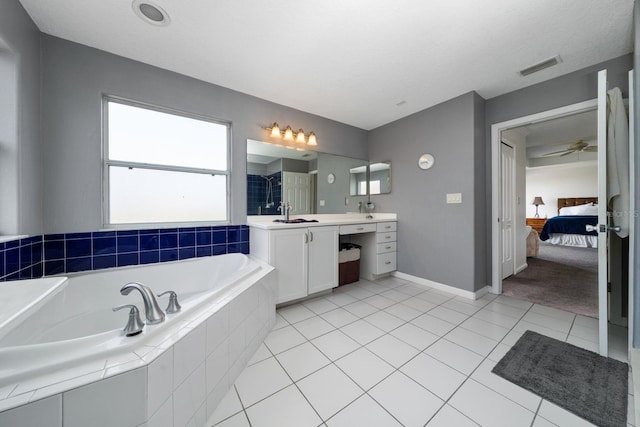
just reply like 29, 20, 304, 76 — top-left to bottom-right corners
132, 0, 170, 26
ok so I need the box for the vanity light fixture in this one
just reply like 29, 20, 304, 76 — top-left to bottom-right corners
269, 122, 281, 138
265, 122, 318, 147
295, 129, 306, 144
283, 126, 294, 141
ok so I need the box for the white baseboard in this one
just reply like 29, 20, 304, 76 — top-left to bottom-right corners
392, 271, 491, 300
515, 263, 528, 274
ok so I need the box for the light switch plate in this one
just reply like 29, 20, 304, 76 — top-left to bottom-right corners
319, 200, 325, 206
446, 193, 462, 204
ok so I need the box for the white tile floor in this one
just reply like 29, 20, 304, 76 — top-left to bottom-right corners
208, 276, 634, 427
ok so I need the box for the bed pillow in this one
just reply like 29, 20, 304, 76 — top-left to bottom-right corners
579, 204, 599, 215
559, 202, 597, 216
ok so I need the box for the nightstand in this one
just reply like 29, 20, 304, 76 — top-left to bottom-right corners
526, 218, 547, 234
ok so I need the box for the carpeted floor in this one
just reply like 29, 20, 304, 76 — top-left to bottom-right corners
502, 242, 598, 318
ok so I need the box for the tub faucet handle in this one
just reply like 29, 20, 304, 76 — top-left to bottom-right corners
158, 291, 182, 314
112, 304, 145, 337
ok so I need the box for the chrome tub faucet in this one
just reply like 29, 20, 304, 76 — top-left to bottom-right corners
120, 282, 166, 324
112, 304, 145, 336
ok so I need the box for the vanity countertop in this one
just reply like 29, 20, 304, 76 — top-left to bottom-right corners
247, 213, 397, 230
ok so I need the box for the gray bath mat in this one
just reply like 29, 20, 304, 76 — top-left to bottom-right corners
492, 330, 628, 427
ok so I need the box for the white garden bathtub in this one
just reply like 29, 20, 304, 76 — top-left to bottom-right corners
0, 253, 276, 426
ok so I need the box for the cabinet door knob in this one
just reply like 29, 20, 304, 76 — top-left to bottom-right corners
385, 235, 391, 239
385, 246, 391, 249
385, 261, 391, 265
357, 227, 364, 231
309, 231, 314, 242
304, 233, 308, 243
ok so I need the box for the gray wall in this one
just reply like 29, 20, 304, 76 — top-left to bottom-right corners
368, 92, 487, 293
0, 0, 42, 236
40, 35, 368, 233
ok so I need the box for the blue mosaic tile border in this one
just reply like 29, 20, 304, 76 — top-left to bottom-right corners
0, 225, 249, 281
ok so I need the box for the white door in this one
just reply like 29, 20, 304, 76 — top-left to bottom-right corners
501, 142, 515, 279
283, 172, 311, 214
595, 69, 609, 356
307, 226, 339, 294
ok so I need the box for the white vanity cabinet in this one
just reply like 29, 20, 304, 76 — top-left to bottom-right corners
251, 226, 338, 304
352, 221, 397, 280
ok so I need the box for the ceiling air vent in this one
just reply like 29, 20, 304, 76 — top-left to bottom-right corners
519, 55, 562, 77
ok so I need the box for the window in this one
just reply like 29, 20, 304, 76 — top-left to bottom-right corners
104, 98, 230, 226
358, 181, 367, 195
369, 180, 381, 195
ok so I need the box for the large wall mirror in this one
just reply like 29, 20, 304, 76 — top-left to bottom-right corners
247, 139, 389, 215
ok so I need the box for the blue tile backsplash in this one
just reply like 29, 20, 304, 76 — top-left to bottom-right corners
0, 225, 250, 281
247, 172, 282, 215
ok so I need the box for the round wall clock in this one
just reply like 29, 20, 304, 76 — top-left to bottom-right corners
327, 173, 336, 184
418, 154, 435, 170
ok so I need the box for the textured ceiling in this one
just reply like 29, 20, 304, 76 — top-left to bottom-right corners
19, 0, 634, 130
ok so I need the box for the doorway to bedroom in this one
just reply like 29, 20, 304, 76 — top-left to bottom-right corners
500, 110, 599, 319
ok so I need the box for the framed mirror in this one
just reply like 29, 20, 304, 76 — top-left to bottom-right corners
369, 162, 391, 195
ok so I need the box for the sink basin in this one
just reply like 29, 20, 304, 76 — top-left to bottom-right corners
272, 218, 319, 224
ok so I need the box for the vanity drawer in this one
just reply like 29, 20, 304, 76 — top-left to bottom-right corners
376, 222, 397, 233
376, 252, 397, 273
376, 232, 397, 244
377, 242, 397, 254
339, 223, 376, 235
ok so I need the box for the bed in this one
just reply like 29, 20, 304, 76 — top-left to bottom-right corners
539, 197, 599, 248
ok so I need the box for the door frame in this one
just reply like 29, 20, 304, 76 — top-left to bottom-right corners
490, 99, 598, 294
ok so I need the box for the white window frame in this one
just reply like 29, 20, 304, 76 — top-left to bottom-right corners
102, 95, 232, 229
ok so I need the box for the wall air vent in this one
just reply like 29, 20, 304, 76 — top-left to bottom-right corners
519, 55, 562, 77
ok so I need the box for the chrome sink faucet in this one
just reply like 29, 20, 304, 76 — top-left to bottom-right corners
120, 282, 166, 324
278, 201, 291, 222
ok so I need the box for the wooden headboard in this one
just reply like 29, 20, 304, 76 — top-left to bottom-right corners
557, 197, 598, 214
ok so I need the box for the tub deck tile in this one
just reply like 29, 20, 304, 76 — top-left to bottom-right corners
10, 359, 106, 398
30, 371, 104, 403
0, 391, 34, 413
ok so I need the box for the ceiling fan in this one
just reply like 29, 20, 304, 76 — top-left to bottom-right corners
543, 140, 597, 157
